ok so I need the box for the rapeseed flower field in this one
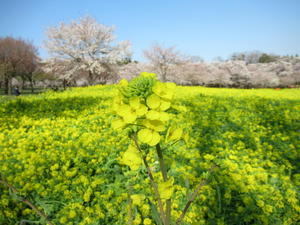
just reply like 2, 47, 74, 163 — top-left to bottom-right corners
0, 75, 299, 225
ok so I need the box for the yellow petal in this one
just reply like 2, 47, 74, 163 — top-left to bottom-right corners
119, 79, 128, 86
143, 119, 165, 132
111, 118, 125, 130
138, 128, 160, 146
159, 112, 170, 121
138, 129, 153, 144
146, 110, 169, 122
136, 104, 148, 116
158, 99, 171, 111
146, 94, 160, 109
129, 97, 141, 109
158, 178, 174, 200
153, 82, 174, 100
118, 105, 131, 117
123, 113, 137, 123
148, 131, 160, 146
166, 127, 183, 142
120, 145, 142, 171
146, 110, 160, 120
166, 82, 176, 90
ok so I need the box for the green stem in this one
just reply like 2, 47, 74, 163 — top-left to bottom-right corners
176, 180, 207, 225
176, 166, 216, 225
0, 179, 54, 225
156, 144, 171, 225
127, 185, 134, 225
131, 136, 166, 225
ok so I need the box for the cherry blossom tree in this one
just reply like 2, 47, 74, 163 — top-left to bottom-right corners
43, 16, 131, 85
143, 43, 187, 82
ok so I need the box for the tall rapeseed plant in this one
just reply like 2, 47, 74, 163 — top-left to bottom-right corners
112, 72, 206, 225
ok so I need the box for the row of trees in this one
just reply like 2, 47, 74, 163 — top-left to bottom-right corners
1, 16, 299, 94
119, 59, 300, 88
123, 47, 300, 88
0, 37, 40, 94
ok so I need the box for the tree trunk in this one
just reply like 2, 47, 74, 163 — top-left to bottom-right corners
29, 77, 34, 93
88, 70, 95, 85
4, 73, 12, 95
4, 76, 9, 95
21, 79, 26, 90
159, 65, 168, 82
63, 79, 66, 90
8, 76, 12, 95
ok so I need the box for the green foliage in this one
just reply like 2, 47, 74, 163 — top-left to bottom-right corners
120, 73, 157, 100
0, 82, 299, 225
258, 53, 277, 63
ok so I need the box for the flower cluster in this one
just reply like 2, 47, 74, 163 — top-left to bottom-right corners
0, 79, 299, 225
113, 72, 181, 147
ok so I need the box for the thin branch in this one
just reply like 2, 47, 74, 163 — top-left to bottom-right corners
131, 135, 166, 225
176, 166, 217, 225
0, 179, 54, 225
127, 185, 134, 225
175, 180, 207, 225
156, 144, 171, 225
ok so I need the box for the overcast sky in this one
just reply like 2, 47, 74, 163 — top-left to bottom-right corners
1, 0, 299, 61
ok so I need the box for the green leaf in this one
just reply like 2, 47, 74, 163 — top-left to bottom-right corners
149, 201, 163, 225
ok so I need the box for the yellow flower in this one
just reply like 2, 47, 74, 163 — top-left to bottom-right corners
264, 205, 273, 214
117, 97, 147, 123
111, 118, 126, 130
146, 94, 171, 111
131, 194, 145, 206
69, 210, 77, 219
129, 97, 148, 116
143, 218, 152, 225
158, 177, 174, 200
165, 126, 183, 142
143, 119, 165, 132
119, 79, 128, 86
138, 128, 160, 146
257, 200, 264, 208
59, 216, 68, 224
120, 144, 143, 170
146, 94, 160, 109
146, 110, 170, 122
140, 72, 157, 78
66, 168, 77, 178
117, 104, 136, 123
83, 187, 93, 202
152, 82, 175, 100
141, 204, 150, 214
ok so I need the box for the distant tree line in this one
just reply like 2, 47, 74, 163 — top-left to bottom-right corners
1, 16, 299, 95
0, 37, 41, 94
120, 48, 300, 88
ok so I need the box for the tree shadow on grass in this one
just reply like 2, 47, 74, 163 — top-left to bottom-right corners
0, 95, 110, 121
